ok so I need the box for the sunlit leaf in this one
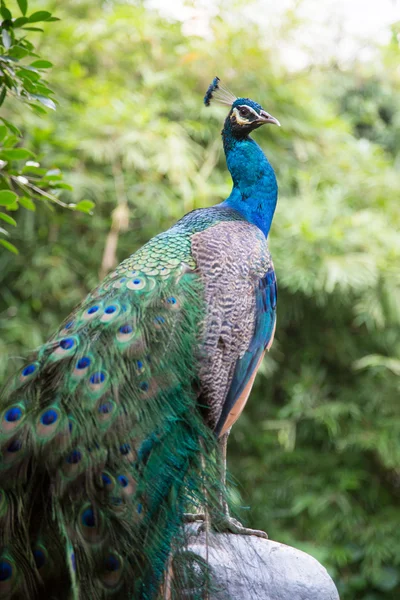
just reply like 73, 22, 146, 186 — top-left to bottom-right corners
18, 196, 35, 211
0, 212, 16, 226
75, 200, 95, 214
0, 238, 18, 253
0, 148, 34, 160
0, 190, 17, 206
29, 59, 52, 68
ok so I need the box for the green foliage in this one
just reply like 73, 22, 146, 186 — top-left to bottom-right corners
0, 0, 84, 252
0, 2, 399, 598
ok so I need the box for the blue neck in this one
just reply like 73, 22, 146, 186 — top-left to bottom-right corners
219, 120, 278, 237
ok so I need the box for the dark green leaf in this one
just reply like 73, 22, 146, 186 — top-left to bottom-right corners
0, 238, 18, 253
0, 5, 12, 21
0, 86, 5, 107
3, 72, 15, 89
17, 0, 28, 16
18, 195, 35, 210
27, 11, 51, 23
0, 212, 16, 226
8, 44, 29, 58
0, 148, 34, 160
29, 59, 52, 68
21, 27, 43, 32
1, 29, 11, 50
16, 67, 40, 81
13, 16, 28, 27
46, 17, 60, 22
0, 190, 17, 206
75, 200, 95, 214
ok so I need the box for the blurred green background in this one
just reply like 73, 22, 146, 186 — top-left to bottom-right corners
1, 1, 400, 598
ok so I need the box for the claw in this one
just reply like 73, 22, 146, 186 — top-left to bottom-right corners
183, 512, 206, 523
213, 516, 268, 539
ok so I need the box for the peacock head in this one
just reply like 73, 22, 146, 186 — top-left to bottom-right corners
204, 76, 280, 138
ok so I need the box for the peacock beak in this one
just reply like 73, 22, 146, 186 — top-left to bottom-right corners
257, 110, 281, 127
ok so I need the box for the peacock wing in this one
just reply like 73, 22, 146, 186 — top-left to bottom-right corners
191, 220, 276, 436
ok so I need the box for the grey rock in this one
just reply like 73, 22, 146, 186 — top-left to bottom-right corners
181, 529, 340, 600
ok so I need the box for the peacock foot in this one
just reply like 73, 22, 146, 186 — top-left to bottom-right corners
194, 513, 268, 539
211, 515, 268, 539
183, 512, 206, 523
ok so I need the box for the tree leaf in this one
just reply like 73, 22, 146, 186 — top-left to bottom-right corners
17, 0, 28, 16
29, 59, 52, 68
0, 239, 18, 254
1, 29, 11, 50
3, 134, 19, 148
27, 11, 51, 23
0, 148, 34, 160
8, 44, 29, 58
0, 5, 12, 21
18, 196, 35, 211
0, 190, 17, 206
28, 103, 47, 115
75, 200, 95, 214
21, 27, 43, 32
16, 67, 40, 81
0, 86, 6, 107
0, 118, 21, 136
0, 125, 7, 141
29, 94, 56, 110
50, 182, 73, 191
0, 212, 16, 226
13, 17, 29, 27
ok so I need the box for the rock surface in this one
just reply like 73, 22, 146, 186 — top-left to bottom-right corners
184, 528, 340, 600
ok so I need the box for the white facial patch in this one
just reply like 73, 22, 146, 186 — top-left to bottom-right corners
232, 105, 260, 126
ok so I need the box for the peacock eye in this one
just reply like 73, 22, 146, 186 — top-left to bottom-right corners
239, 107, 250, 117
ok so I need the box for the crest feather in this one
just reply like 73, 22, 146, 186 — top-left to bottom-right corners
204, 76, 237, 107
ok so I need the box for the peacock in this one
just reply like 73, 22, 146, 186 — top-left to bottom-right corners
0, 77, 280, 599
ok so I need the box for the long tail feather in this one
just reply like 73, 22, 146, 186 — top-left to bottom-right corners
0, 262, 225, 599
